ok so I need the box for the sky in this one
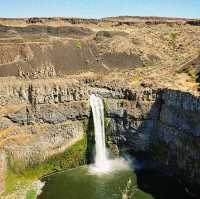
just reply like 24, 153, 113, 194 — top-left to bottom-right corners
0, 0, 200, 19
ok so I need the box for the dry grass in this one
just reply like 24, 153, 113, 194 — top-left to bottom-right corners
0, 126, 31, 148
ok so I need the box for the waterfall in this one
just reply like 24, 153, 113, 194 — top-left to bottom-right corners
90, 94, 110, 172
89, 94, 130, 174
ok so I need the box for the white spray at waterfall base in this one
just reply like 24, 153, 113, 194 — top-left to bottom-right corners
89, 94, 130, 174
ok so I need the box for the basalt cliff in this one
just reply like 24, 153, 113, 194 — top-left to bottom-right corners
0, 16, 200, 198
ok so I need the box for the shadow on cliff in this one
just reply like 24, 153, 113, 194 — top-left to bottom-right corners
124, 97, 195, 199
86, 111, 95, 164
135, 169, 193, 199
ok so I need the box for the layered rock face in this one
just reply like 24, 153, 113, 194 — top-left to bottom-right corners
91, 85, 161, 151
0, 79, 89, 170
0, 78, 200, 195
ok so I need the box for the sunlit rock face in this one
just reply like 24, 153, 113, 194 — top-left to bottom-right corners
0, 79, 200, 195
0, 153, 6, 194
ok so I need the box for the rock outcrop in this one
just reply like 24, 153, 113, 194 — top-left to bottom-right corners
5, 121, 84, 172
152, 89, 200, 195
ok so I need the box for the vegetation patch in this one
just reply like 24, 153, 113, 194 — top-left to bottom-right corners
132, 75, 142, 82
26, 189, 37, 199
5, 134, 88, 194
169, 32, 178, 49
75, 40, 82, 49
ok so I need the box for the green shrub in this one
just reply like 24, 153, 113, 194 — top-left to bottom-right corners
132, 75, 142, 82
169, 32, 178, 49
75, 40, 81, 49
170, 32, 178, 41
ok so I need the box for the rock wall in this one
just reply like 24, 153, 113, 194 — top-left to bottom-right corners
151, 89, 200, 195
0, 79, 91, 188
0, 78, 200, 195
0, 153, 6, 194
90, 86, 161, 151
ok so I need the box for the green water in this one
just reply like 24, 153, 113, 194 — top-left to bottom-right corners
38, 166, 152, 199
37, 166, 193, 199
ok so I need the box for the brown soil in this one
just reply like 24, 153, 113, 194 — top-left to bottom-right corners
0, 17, 200, 93
101, 53, 143, 69
0, 40, 143, 76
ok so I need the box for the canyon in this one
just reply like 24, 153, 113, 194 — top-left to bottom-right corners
0, 16, 200, 198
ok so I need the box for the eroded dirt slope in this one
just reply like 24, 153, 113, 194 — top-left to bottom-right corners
0, 17, 199, 93
0, 17, 199, 82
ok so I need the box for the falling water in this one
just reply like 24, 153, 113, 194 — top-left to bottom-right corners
89, 94, 130, 174
89, 94, 110, 172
